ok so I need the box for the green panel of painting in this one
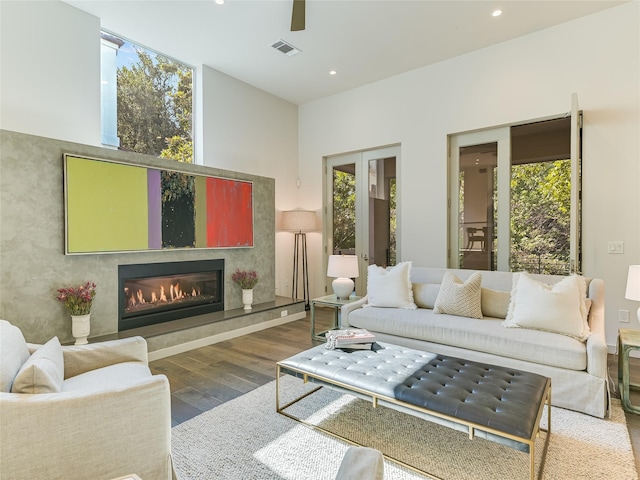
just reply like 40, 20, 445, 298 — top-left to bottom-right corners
66, 157, 149, 253
194, 175, 207, 248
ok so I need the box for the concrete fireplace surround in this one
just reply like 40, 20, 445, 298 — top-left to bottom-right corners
0, 129, 304, 356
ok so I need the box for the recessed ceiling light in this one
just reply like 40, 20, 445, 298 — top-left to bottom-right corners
492, 9, 502, 17
215, 0, 225, 4
329, 70, 337, 75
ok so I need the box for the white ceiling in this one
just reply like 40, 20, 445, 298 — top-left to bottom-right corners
64, 0, 627, 105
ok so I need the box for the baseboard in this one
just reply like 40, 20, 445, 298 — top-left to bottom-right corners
148, 311, 306, 361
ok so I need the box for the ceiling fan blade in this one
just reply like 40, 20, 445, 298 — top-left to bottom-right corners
291, 0, 305, 31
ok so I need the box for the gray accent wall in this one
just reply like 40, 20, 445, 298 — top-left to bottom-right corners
0, 129, 275, 344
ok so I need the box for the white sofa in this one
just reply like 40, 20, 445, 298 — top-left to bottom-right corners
0, 320, 174, 480
341, 267, 609, 418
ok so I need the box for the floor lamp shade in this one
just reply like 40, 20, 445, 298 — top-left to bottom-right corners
282, 210, 316, 232
282, 210, 316, 309
626, 265, 640, 322
327, 255, 359, 299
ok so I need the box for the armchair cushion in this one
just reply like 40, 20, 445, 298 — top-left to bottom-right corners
0, 320, 30, 392
63, 362, 152, 393
12, 336, 64, 394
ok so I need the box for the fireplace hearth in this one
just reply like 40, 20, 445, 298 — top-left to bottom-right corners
118, 259, 224, 331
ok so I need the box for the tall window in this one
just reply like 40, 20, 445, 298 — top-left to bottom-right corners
449, 114, 581, 275
100, 32, 194, 164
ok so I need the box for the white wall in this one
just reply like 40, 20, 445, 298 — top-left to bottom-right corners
298, 2, 640, 349
0, 1, 101, 145
0, 0, 300, 299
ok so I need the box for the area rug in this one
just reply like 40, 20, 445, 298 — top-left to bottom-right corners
172, 375, 637, 479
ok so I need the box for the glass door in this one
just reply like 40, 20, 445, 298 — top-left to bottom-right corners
449, 128, 510, 271
449, 102, 582, 274
325, 146, 399, 296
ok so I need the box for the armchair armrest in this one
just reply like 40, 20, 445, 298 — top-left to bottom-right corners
0, 374, 173, 480
28, 336, 149, 379
340, 296, 368, 328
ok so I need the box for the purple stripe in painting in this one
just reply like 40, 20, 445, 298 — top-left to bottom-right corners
147, 169, 162, 249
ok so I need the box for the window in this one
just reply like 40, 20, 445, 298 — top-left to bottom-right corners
448, 110, 582, 275
100, 32, 194, 163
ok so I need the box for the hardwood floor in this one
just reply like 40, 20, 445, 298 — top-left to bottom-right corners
150, 309, 640, 471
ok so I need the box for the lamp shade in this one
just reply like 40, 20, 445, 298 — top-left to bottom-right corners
327, 255, 359, 279
281, 210, 316, 232
626, 265, 640, 301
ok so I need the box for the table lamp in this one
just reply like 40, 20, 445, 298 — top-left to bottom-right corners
327, 254, 359, 299
625, 265, 640, 323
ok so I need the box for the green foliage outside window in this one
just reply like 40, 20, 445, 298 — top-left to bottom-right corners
510, 160, 571, 274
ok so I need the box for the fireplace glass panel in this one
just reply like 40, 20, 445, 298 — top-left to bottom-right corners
118, 259, 224, 331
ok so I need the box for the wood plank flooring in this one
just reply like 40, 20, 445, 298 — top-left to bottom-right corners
150, 309, 640, 471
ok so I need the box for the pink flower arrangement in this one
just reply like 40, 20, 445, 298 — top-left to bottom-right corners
231, 269, 258, 290
56, 281, 97, 315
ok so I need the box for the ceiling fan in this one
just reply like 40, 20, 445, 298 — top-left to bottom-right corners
290, 0, 305, 31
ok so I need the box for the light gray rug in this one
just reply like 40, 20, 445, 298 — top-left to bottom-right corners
172, 375, 637, 479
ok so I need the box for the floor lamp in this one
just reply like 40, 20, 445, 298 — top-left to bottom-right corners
282, 210, 316, 310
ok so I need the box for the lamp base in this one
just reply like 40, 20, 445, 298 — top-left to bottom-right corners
332, 277, 354, 300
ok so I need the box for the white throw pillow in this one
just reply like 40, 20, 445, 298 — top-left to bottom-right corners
433, 272, 483, 319
366, 262, 416, 309
503, 273, 590, 341
11, 336, 64, 394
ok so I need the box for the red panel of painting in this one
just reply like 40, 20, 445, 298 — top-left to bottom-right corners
206, 178, 253, 247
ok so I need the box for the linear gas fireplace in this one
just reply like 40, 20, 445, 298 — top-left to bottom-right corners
118, 259, 224, 331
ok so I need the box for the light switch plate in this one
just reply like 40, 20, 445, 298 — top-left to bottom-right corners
608, 241, 624, 254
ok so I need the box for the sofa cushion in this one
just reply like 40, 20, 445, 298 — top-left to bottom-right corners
11, 336, 64, 394
481, 288, 511, 319
412, 283, 440, 309
366, 261, 416, 309
348, 307, 587, 371
62, 362, 152, 393
504, 273, 590, 341
434, 271, 482, 319
0, 320, 31, 392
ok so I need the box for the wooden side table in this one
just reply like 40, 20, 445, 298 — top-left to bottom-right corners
310, 294, 362, 341
618, 328, 640, 414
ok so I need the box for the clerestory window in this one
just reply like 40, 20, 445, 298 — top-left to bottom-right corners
100, 31, 194, 164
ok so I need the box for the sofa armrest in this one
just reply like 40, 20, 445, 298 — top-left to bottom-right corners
29, 336, 149, 379
585, 278, 607, 378
340, 296, 368, 328
0, 374, 172, 480
586, 331, 608, 379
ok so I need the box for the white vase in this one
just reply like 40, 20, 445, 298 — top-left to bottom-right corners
242, 289, 253, 310
71, 314, 91, 345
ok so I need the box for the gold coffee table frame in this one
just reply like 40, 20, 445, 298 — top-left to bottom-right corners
276, 363, 551, 480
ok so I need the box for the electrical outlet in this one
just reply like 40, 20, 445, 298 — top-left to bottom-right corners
620, 310, 630, 323
281, 310, 288, 317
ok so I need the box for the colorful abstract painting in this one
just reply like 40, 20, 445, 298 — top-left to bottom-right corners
64, 155, 253, 254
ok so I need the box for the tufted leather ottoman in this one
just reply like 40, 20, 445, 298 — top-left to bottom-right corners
277, 342, 551, 480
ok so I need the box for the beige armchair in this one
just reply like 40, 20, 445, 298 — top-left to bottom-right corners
0, 320, 174, 480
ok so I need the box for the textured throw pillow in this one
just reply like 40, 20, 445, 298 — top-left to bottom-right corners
481, 288, 511, 319
503, 273, 590, 341
11, 336, 64, 394
366, 262, 416, 309
412, 283, 440, 309
433, 271, 483, 319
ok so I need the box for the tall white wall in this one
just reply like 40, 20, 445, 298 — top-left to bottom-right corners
0, 0, 300, 299
298, 2, 640, 349
0, 0, 101, 145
